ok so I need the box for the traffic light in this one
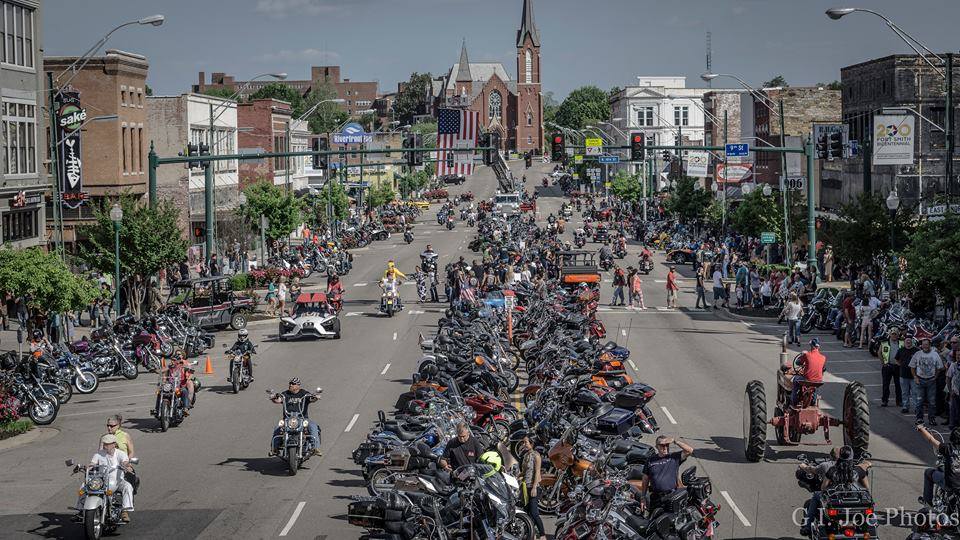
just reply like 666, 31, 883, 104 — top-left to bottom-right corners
816, 133, 828, 160
551, 133, 564, 161
827, 131, 844, 160
445, 150, 454, 170
630, 132, 645, 161
193, 224, 205, 240
403, 134, 416, 166
198, 142, 210, 169
182, 143, 201, 169
312, 136, 329, 170
412, 133, 424, 166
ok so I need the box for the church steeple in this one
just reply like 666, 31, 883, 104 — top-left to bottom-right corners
516, 0, 540, 48
455, 39, 472, 82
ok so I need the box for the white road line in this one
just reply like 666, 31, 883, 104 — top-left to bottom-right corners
393, 332, 398, 340
720, 490, 752, 527
346, 312, 362, 317
353, 283, 368, 287
827, 371, 876, 375
279, 501, 306, 537
345, 413, 360, 432
621, 329, 627, 337
628, 359, 639, 371
381, 363, 391, 375
409, 310, 425, 315
660, 406, 678, 425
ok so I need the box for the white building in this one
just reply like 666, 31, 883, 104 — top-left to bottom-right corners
607, 77, 715, 187
286, 118, 310, 192
146, 93, 239, 248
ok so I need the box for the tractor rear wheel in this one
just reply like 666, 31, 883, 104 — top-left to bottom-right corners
843, 381, 870, 456
743, 380, 767, 462
773, 406, 786, 445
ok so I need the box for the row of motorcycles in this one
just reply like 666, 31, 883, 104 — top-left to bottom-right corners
269, 244, 353, 278
0, 310, 214, 426
344, 208, 720, 539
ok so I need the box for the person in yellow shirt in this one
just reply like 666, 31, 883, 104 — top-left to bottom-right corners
383, 260, 407, 281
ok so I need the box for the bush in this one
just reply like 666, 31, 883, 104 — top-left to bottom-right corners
248, 267, 305, 287
756, 263, 790, 276
423, 189, 449, 201
228, 273, 250, 291
0, 393, 19, 424
0, 419, 33, 441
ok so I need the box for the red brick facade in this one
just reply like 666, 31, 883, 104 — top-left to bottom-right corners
237, 99, 292, 188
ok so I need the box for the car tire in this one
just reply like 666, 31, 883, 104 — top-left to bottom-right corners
230, 312, 247, 330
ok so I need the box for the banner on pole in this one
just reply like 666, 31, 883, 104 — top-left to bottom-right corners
873, 114, 915, 165
686, 151, 709, 177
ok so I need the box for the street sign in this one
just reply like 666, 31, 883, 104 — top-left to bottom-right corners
574, 154, 584, 164
686, 151, 709, 177
760, 232, 776, 244
725, 143, 750, 158
598, 155, 619, 164
332, 122, 372, 144
781, 176, 805, 190
585, 138, 603, 156
925, 204, 960, 221
604, 182, 612, 188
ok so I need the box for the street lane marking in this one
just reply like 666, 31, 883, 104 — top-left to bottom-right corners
346, 312, 362, 317
628, 359, 639, 371
345, 413, 360, 432
393, 332, 398, 340
381, 363, 391, 375
621, 329, 627, 337
353, 282, 368, 287
279, 501, 306, 537
720, 491, 752, 527
660, 406, 677, 425
409, 310, 425, 315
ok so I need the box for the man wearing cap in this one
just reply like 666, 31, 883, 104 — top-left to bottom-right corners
791, 339, 827, 406
90, 434, 135, 523
270, 378, 321, 456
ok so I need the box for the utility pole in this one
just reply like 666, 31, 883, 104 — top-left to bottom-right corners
722, 110, 728, 236
46, 72, 65, 261
806, 137, 817, 274
779, 98, 792, 267
947, 53, 954, 204
285, 120, 291, 193
206, 102, 216, 259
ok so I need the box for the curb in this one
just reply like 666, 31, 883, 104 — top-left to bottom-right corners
716, 307, 781, 323
0, 426, 59, 453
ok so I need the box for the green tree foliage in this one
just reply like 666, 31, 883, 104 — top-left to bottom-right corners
609, 172, 642, 202
664, 176, 712, 224
409, 121, 438, 149
553, 86, 610, 130
543, 91, 559, 126
899, 214, 960, 308
238, 182, 303, 243
823, 193, 914, 267
201, 87, 237, 100
303, 84, 349, 134
730, 188, 783, 238
145, 84, 153, 96
816, 80, 842, 91
78, 197, 187, 315
310, 181, 350, 222
249, 82, 304, 113
0, 248, 100, 312
393, 72, 433, 125
367, 182, 397, 208
357, 112, 379, 132
762, 75, 788, 88
398, 170, 430, 199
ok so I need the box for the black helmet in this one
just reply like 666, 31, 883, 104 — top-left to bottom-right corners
444, 308, 454, 318
31, 329, 43, 340
420, 363, 439, 379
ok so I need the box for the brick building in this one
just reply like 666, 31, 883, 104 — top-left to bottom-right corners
237, 98, 291, 189
43, 49, 149, 245
431, 0, 544, 154
753, 87, 840, 187
192, 65, 379, 117
833, 54, 960, 210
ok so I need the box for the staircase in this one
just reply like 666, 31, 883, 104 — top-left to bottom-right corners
491, 151, 514, 192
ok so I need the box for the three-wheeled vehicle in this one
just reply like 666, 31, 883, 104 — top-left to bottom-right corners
558, 250, 601, 289
167, 276, 255, 331
278, 293, 341, 340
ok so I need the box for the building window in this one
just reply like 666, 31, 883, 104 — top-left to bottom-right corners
121, 127, 128, 173
131, 127, 140, 173
274, 134, 287, 170
2, 100, 36, 175
2, 208, 37, 242
525, 50, 532, 84
138, 127, 144, 172
0, 3, 34, 68
636, 107, 654, 127
488, 91, 502, 121
673, 106, 689, 127
527, 135, 532, 144
526, 112, 532, 126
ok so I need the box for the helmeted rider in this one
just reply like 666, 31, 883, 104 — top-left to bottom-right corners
798, 445, 871, 536
155, 352, 193, 415
269, 377, 322, 457
383, 260, 407, 281
599, 242, 613, 263
918, 424, 960, 508
227, 329, 256, 380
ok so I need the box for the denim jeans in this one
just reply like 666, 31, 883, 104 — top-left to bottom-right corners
951, 393, 960, 429
788, 319, 800, 344
916, 378, 937, 422
526, 494, 546, 536
695, 286, 707, 308
924, 468, 945, 506
273, 421, 320, 451
611, 286, 625, 305
901, 376, 915, 412
804, 491, 822, 528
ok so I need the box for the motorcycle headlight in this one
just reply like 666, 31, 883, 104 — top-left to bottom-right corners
161, 382, 174, 393
86, 477, 104, 491
286, 418, 301, 430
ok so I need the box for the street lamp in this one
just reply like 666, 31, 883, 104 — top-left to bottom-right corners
886, 189, 901, 256
109, 203, 123, 316
55, 14, 166, 90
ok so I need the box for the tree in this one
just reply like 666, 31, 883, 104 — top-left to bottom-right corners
663, 176, 712, 224
899, 214, 960, 310
307, 181, 350, 224
553, 86, 610, 130
367, 182, 396, 208
730, 188, 783, 238
398, 170, 429, 199
145, 84, 153, 96
237, 182, 303, 244
409, 121, 437, 149
609, 172, 642, 202
543, 91, 559, 126
249, 82, 304, 115
816, 80, 842, 91
822, 193, 914, 268
393, 72, 433, 125
302, 84, 349, 134
609, 86, 623, 98
762, 75, 788, 88
0, 248, 101, 313
201, 87, 237, 100
357, 112, 379, 132
78, 197, 187, 316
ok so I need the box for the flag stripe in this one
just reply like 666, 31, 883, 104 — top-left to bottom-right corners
436, 108, 479, 177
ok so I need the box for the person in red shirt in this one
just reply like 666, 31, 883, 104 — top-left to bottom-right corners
841, 291, 856, 348
791, 339, 827, 406
665, 266, 680, 308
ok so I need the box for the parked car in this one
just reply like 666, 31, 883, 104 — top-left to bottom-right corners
166, 276, 255, 331
441, 174, 466, 185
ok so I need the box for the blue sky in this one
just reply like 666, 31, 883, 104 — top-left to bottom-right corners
44, 0, 960, 99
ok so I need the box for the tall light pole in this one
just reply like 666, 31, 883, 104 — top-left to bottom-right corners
109, 204, 123, 316
827, 7, 953, 206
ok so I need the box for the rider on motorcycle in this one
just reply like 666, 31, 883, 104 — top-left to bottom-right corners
383, 260, 407, 281
790, 339, 827, 406
798, 446, 871, 536
616, 234, 627, 254
270, 377, 322, 457
325, 273, 344, 313
599, 242, 613, 263
90, 434, 135, 523
226, 329, 256, 380
918, 424, 960, 507
155, 353, 193, 416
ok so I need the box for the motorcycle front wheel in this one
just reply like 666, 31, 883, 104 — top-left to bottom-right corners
232, 364, 241, 394
505, 513, 536, 540
287, 452, 299, 475
83, 508, 103, 540
74, 371, 100, 394
121, 361, 138, 380
28, 397, 58, 425
55, 382, 73, 404
159, 402, 170, 432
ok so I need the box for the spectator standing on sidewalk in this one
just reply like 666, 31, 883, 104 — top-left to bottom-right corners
781, 293, 803, 345
823, 246, 834, 281
897, 337, 919, 414
945, 337, 960, 428
694, 267, 707, 309
630, 268, 646, 310
711, 266, 724, 309
880, 328, 903, 407
859, 293, 881, 349
911, 338, 946, 426
665, 266, 680, 309
841, 292, 856, 348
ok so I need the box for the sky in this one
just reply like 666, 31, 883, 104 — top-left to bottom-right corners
43, 0, 960, 100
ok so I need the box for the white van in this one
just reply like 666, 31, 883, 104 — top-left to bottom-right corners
493, 192, 521, 215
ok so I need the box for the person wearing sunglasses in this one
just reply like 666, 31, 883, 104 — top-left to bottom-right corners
104, 415, 139, 495
637, 435, 694, 513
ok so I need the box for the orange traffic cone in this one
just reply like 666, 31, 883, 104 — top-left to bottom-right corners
203, 355, 214, 375
160, 357, 166, 369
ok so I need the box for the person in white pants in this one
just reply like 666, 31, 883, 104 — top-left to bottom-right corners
89, 434, 135, 522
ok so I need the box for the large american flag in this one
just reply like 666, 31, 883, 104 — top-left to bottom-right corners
436, 108, 480, 176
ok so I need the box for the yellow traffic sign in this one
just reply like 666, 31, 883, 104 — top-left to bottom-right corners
574, 155, 583, 164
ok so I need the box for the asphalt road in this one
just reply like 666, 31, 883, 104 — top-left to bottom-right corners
0, 160, 936, 540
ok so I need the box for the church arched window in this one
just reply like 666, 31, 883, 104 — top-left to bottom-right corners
489, 91, 502, 121
525, 50, 532, 84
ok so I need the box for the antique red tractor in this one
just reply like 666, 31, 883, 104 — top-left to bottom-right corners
742, 350, 870, 462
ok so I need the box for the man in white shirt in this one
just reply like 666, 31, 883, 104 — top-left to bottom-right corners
89, 434, 134, 522
912, 339, 946, 425
712, 268, 725, 308
859, 294, 881, 348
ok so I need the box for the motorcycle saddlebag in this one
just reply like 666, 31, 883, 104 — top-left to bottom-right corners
353, 441, 388, 465
613, 383, 656, 410
660, 488, 689, 513
347, 499, 385, 528
596, 407, 635, 435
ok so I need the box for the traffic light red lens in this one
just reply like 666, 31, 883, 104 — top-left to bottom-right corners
633, 136, 641, 143
554, 136, 562, 143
